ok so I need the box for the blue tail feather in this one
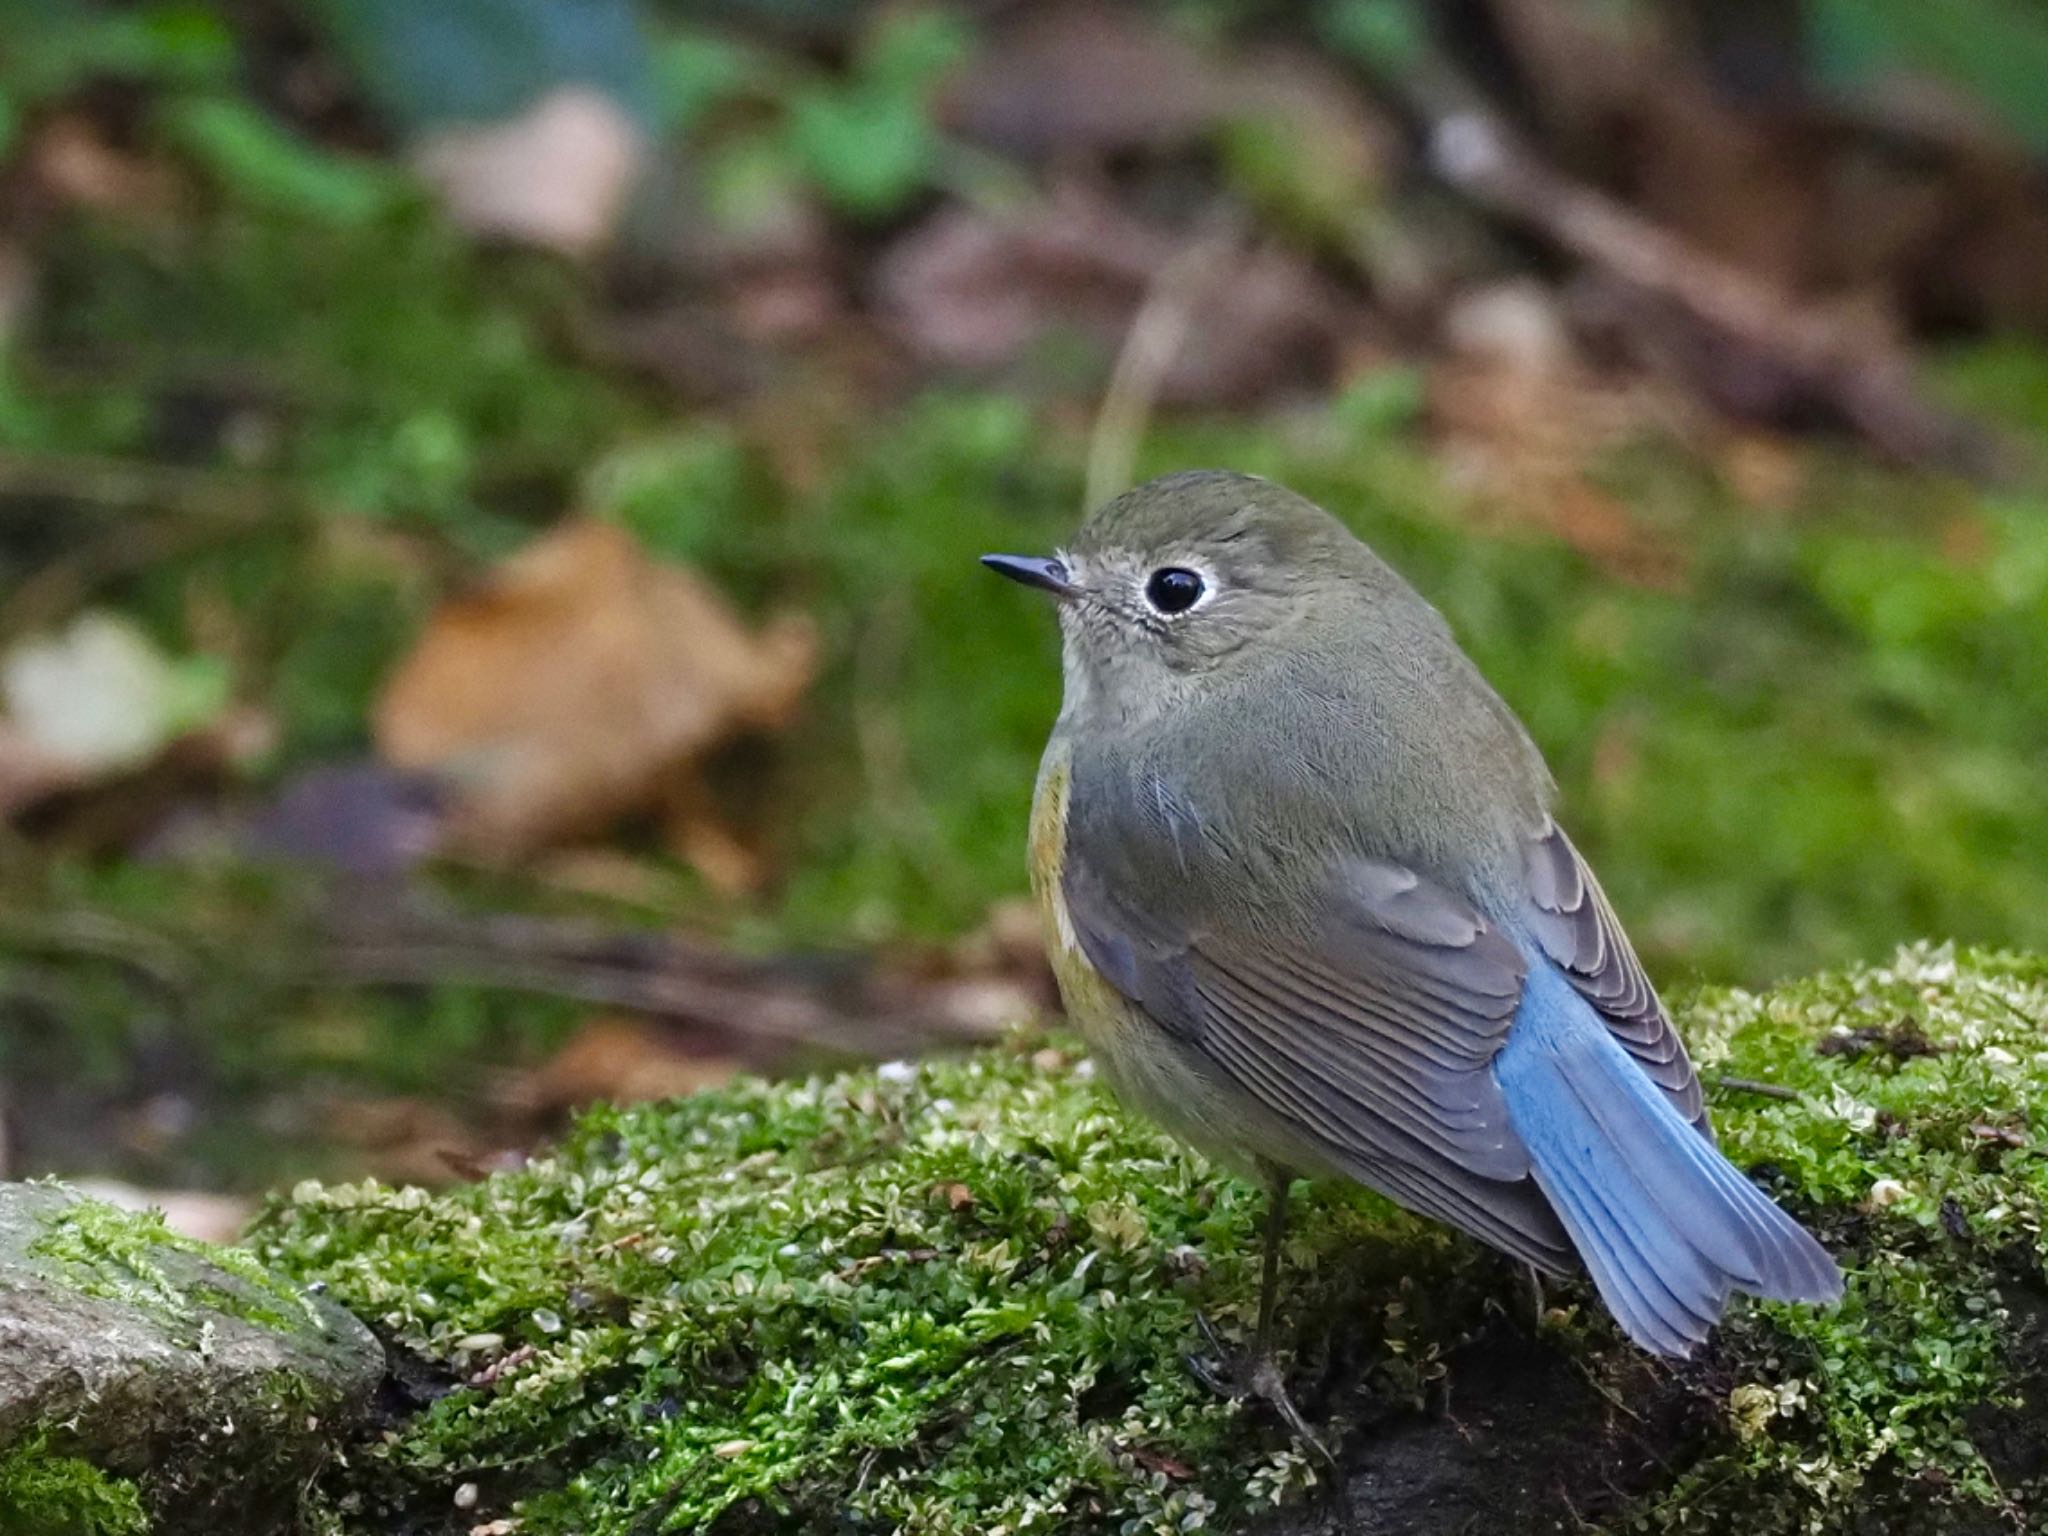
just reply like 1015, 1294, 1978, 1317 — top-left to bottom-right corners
1534, 1127, 1714, 1354
1496, 962, 1842, 1357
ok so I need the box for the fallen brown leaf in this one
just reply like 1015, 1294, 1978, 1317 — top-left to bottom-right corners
28, 114, 180, 216
940, 5, 1224, 158
1118, 1441, 1196, 1481
374, 519, 815, 860
877, 183, 1352, 405
322, 1094, 493, 1188
527, 1016, 741, 1115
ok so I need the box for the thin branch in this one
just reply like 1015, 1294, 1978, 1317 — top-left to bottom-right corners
308, 905, 1011, 1059
1084, 216, 1244, 511
8, 890, 1016, 1063
0, 451, 288, 517
1712, 1074, 1800, 1102
0, 451, 305, 639
1399, 76, 2010, 479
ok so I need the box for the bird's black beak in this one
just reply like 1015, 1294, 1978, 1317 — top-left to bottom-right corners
980, 553, 1077, 598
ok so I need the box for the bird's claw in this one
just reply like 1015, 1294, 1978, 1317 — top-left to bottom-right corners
1185, 1309, 1345, 1493
1187, 1308, 1238, 1392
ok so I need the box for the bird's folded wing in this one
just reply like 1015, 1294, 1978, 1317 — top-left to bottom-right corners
1062, 835, 1575, 1274
1520, 818, 1706, 1129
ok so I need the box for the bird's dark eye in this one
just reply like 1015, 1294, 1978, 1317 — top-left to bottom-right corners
1144, 567, 1205, 614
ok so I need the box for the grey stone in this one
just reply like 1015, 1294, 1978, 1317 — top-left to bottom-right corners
0, 1181, 383, 1529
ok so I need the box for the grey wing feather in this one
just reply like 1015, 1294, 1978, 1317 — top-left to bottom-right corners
1062, 843, 1576, 1276
1520, 818, 1706, 1129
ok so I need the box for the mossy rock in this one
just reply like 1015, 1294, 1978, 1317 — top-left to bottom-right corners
255, 943, 2048, 1533
0, 1184, 383, 1534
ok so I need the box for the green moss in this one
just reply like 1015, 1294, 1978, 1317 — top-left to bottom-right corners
0, 1436, 149, 1536
1636, 943, 2048, 1528
28, 1188, 310, 1338
256, 944, 2048, 1532
258, 1044, 1332, 1533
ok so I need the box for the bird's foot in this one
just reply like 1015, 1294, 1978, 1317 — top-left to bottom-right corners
1187, 1311, 1344, 1492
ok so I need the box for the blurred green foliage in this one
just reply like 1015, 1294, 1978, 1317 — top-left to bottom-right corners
1811, 0, 2048, 150
306, 0, 657, 131
10, 177, 2048, 978
0, 0, 407, 222
7, 0, 2048, 1191
653, 7, 975, 223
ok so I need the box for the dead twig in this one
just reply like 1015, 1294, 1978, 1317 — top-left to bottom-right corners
309, 905, 1009, 1060
0, 451, 303, 640
10, 891, 1015, 1064
1084, 215, 1245, 510
1402, 80, 2010, 479
0, 451, 287, 515
1711, 1074, 1800, 1103
0, 906, 200, 999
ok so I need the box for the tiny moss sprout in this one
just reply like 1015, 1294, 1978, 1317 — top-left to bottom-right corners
28, 1187, 312, 1338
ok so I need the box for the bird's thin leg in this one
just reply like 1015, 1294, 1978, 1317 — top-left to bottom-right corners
1517, 1261, 1546, 1334
1187, 1171, 1343, 1491
1254, 1172, 1289, 1349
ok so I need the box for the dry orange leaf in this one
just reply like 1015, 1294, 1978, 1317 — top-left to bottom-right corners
320, 1094, 493, 1188
527, 1016, 741, 1115
374, 520, 815, 857
1428, 343, 1691, 591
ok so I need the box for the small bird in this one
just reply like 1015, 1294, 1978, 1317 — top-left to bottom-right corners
984, 470, 1840, 1393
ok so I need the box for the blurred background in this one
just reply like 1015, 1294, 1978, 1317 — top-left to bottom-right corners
3, 0, 2047, 1234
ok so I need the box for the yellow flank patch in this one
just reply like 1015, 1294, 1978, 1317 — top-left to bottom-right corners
1027, 748, 1068, 898
1024, 743, 1238, 1166
1029, 745, 1125, 1027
